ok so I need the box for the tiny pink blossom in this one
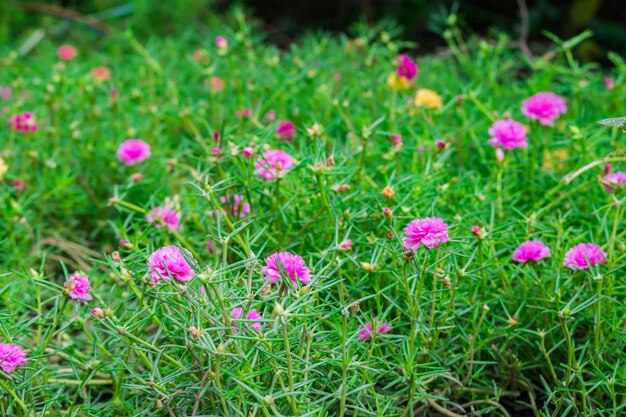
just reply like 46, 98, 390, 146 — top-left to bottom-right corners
146, 206, 181, 230
215, 36, 228, 49
265, 110, 276, 121
563, 243, 607, 270
12, 179, 27, 192
403, 217, 450, 250
243, 147, 255, 157
396, 54, 418, 81
68, 273, 93, 303
236, 108, 251, 119
602, 172, 626, 193
512, 241, 551, 263
470, 225, 485, 239
255, 150, 294, 181
390, 134, 402, 147
357, 319, 392, 340
220, 194, 251, 218
57, 45, 77, 61
495, 148, 505, 164
147, 245, 196, 282
91, 308, 105, 319
117, 139, 151, 165
230, 308, 262, 333
0, 343, 28, 374
521, 92, 567, 126
0, 86, 11, 100
383, 207, 392, 219
91, 66, 111, 81
208, 77, 225, 92
277, 120, 296, 141
337, 239, 353, 251
211, 147, 221, 154
435, 139, 448, 150
261, 252, 311, 285
487, 119, 527, 150
604, 77, 615, 90
8, 112, 38, 133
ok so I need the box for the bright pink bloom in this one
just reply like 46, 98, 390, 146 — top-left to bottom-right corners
0, 343, 28, 374
604, 77, 615, 90
91, 66, 111, 81
261, 252, 311, 285
146, 206, 181, 230
563, 243, 607, 270
117, 139, 151, 165
211, 147, 221, 155
521, 92, 567, 126
403, 217, 450, 250
57, 45, 77, 61
487, 119, 527, 150
243, 147, 255, 157
220, 194, 251, 218
255, 150, 294, 181
68, 273, 93, 303
230, 308, 262, 333
277, 120, 296, 141
147, 245, 196, 282
215, 36, 228, 49
8, 112, 38, 133
512, 241, 551, 263
396, 54, 418, 81
604, 172, 626, 185
357, 319, 392, 340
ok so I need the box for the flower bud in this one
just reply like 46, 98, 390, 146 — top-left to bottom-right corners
91, 308, 105, 319
382, 186, 395, 200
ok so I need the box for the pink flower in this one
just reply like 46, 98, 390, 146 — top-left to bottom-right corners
487, 119, 527, 150
337, 239, 353, 251
8, 112, 38, 133
12, 179, 27, 192
91, 308, 105, 319
147, 245, 196, 282
220, 194, 251, 218
563, 243, 607, 270
91, 66, 111, 81
261, 252, 311, 285
0, 343, 28, 374
435, 139, 448, 150
209, 77, 225, 92
243, 147, 255, 157
512, 241, 551, 263
117, 139, 151, 165
0, 85, 11, 100
383, 207, 392, 219
470, 225, 485, 239
68, 273, 93, 303
521, 92, 567, 126
604, 77, 615, 90
603, 172, 626, 193
146, 206, 181, 230
236, 108, 251, 119
230, 308, 262, 333
215, 36, 228, 49
390, 134, 402, 148
403, 217, 450, 250
57, 45, 77, 61
265, 110, 276, 121
396, 54, 418, 81
255, 150, 294, 181
277, 120, 296, 141
357, 319, 392, 340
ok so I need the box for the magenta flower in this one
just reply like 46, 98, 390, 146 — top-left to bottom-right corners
117, 139, 151, 166
277, 120, 296, 141
564, 243, 607, 270
0, 343, 28, 374
147, 245, 196, 282
220, 194, 251, 218
8, 112, 38, 133
255, 150, 294, 181
357, 319, 392, 340
243, 147, 255, 157
230, 308, 262, 333
521, 92, 567, 126
146, 206, 181, 230
396, 54, 418, 81
512, 241, 551, 263
403, 217, 450, 250
604, 77, 615, 90
57, 45, 77, 61
603, 171, 626, 193
68, 273, 93, 303
215, 36, 228, 49
261, 252, 311, 285
487, 119, 527, 150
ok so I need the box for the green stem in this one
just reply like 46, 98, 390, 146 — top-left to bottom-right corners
38, 297, 69, 354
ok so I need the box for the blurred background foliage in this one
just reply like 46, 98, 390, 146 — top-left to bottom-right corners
1, 0, 625, 60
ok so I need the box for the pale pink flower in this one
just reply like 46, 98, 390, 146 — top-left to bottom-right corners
0, 343, 28, 374
337, 239, 353, 251
215, 36, 228, 49
209, 77, 225, 92
0, 86, 11, 100
147, 245, 196, 282
495, 148, 505, 164
57, 45, 77, 61
563, 243, 607, 270
117, 139, 151, 165
403, 217, 450, 250
91, 66, 111, 81
604, 77, 615, 90
220, 194, 251, 218
12, 179, 27, 192
91, 308, 105, 319
396, 54, 418, 81
261, 252, 311, 285
230, 308, 262, 333
68, 273, 93, 303
521, 92, 567, 126
357, 319, 392, 340
255, 150, 294, 181
512, 241, 551, 263
242, 147, 255, 157
277, 120, 296, 141
146, 206, 181, 230
603, 172, 626, 193
8, 112, 38, 133
487, 119, 527, 150
265, 110, 276, 121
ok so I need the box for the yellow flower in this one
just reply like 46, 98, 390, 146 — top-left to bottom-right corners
415, 88, 443, 109
542, 149, 568, 172
0, 157, 7, 180
386, 73, 411, 90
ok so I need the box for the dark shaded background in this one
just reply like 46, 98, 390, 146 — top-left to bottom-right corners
2, 0, 626, 59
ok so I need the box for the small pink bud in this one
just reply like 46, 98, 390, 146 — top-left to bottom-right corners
470, 225, 485, 239
435, 139, 447, 150
337, 239, 353, 251
603, 164, 613, 175
215, 36, 228, 49
604, 77, 615, 90
91, 308, 105, 319
211, 147, 221, 155
495, 148, 505, 164
12, 179, 27, 192
243, 147, 255, 157
383, 207, 392, 219
390, 134, 402, 147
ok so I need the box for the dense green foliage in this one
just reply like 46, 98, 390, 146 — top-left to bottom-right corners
0, 15, 625, 416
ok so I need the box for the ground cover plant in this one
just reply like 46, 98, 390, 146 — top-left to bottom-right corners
1, 12, 626, 417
